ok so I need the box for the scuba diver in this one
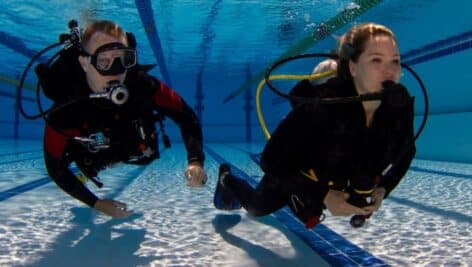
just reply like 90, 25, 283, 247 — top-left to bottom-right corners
33, 20, 207, 218
214, 22, 417, 229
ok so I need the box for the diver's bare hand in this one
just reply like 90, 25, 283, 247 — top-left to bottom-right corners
93, 199, 132, 218
323, 190, 371, 216
185, 162, 207, 187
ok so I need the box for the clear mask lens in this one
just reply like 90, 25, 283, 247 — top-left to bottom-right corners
95, 49, 136, 71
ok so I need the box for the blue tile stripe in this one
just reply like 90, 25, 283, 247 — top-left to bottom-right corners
403, 39, 472, 66
402, 30, 472, 61
0, 167, 78, 202
205, 145, 388, 267
135, 0, 172, 86
409, 166, 472, 179
0, 177, 51, 201
388, 196, 472, 224
0, 31, 49, 63
0, 165, 151, 204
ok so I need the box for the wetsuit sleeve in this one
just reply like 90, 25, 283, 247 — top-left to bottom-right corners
43, 124, 99, 207
151, 79, 205, 165
381, 144, 415, 198
379, 93, 416, 198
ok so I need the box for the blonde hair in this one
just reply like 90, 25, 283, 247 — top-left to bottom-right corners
81, 20, 126, 49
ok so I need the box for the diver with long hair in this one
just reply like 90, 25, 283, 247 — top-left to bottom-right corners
214, 22, 416, 228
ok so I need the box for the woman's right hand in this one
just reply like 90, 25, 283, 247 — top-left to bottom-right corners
93, 199, 133, 218
323, 190, 371, 216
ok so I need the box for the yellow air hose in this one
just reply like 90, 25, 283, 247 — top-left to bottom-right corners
256, 69, 336, 140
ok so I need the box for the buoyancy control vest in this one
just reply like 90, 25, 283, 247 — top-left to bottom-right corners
36, 32, 169, 172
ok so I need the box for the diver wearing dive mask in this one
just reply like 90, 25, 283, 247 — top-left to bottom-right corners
76, 33, 138, 106
42, 20, 207, 219
82, 42, 137, 76
77, 30, 135, 101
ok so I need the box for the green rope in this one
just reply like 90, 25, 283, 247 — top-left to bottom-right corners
223, 0, 384, 103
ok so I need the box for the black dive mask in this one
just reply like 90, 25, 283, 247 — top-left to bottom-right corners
84, 42, 136, 76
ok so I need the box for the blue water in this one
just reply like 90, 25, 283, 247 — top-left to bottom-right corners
0, 1, 471, 266
2, 0, 472, 158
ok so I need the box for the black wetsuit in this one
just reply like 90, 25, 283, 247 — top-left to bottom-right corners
42, 69, 205, 207
224, 77, 415, 224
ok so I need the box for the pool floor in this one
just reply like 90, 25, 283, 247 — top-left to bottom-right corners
0, 140, 470, 266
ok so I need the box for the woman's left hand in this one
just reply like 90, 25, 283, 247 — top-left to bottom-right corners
371, 187, 386, 212
185, 162, 207, 187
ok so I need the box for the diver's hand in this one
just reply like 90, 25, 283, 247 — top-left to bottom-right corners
323, 190, 371, 216
371, 187, 386, 212
93, 199, 132, 218
185, 162, 207, 187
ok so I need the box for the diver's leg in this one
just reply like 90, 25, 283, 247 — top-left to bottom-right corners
217, 164, 287, 216
214, 164, 242, 210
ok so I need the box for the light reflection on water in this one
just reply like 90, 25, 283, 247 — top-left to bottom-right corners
0, 142, 327, 267
0, 142, 470, 266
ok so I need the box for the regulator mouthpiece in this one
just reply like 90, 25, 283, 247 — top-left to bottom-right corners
89, 81, 129, 105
